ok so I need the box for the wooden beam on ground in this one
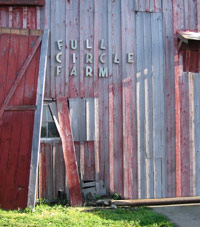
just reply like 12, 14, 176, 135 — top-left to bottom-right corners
112, 197, 200, 206
57, 97, 82, 207
0, 0, 45, 6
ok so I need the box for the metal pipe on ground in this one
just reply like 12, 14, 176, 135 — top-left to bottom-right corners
112, 197, 200, 206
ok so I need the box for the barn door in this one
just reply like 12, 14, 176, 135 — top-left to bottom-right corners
0, 28, 48, 210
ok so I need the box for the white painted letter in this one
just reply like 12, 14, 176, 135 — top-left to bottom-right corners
100, 39, 106, 50
72, 53, 76, 64
56, 52, 62, 63
70, 66, 77, 76
113, 53, 120, 64
99, 53, 106, 64
86, 53, 93, 64
56, 66, 62, 76
57, 40, 63, 50
71, 40, 77, 50
86, 66, 93, 77
99, 67, 108, 78
128, 53, 134, 63
86, 39, 92, 49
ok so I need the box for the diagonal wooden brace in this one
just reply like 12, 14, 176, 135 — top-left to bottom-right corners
0, 35, 42, 120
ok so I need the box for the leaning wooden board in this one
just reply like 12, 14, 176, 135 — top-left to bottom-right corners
0, 28, 48, 210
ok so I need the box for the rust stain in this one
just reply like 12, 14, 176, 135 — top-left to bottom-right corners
67, 0, 70, 3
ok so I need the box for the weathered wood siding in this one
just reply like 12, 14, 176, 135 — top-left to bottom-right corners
40, 0, 172, 199
173, 0, 200, 197
1, 0, 200, 201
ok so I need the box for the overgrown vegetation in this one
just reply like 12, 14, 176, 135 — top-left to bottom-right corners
0, 203, 174, 227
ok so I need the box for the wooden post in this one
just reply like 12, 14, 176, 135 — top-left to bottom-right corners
57, 97, 82, 207
27, 29, 49, 207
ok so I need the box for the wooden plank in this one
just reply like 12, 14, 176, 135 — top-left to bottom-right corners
189, 72, 195, 196
154, 158, 162, 198
163, 0, 176, 198
0, 27, 42, 35
143, 12, 154, 199
27, 29, 49, 207
0, 29, 20, 209
151, 12, 165, 159
54, 0, 65, 98
49, 102, 61, 136
82, 142, 95, 181
0, 7, 9, 27
54, 141, 65, 200
153, 0, 162, 12
12, 6, 23, 28
56, 97, 82, 206
138, 0, 145, 12
97, 0, 109, 193
136, 12, 146, 199
188, 0, 196, 31
179, 72, 190, 197
69, 98, 80, 141
173, 0, 185, 197
133, 0, 139, 11
198, 0, 200, 32
39, 143, 46, 199
69, 98, 86, 142
94, 97, 100, 192
16, 111, 35, 208
0, 29, 10, 208
44, 142, 53, 201
83, 0, 94, 98
36, 6, 40, 29
121, 0, 137, 199
86, 98, 95, 141
5, 105, 36, 111
0, 34, 42, 120
79, 98, 86, 142
0, 0, 45, 6
67, 0, 80, 98
43, 0, 51, 98
93, 0, 100, 193
27, 7, 37, 29
151, 12, 165, 198
22, 6, 27, 28
10, 29, 29, 209
194, 73, 200, 195
110, 0, 123, 196
79, 0, 84, 98
50, 0, 55, 98
0, 113, 13, 208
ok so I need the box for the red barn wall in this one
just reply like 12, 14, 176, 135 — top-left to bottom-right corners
1, 0, 200, 201
173, 0, 200, 197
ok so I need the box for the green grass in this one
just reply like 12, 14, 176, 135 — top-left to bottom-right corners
0, 204, 174, 227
